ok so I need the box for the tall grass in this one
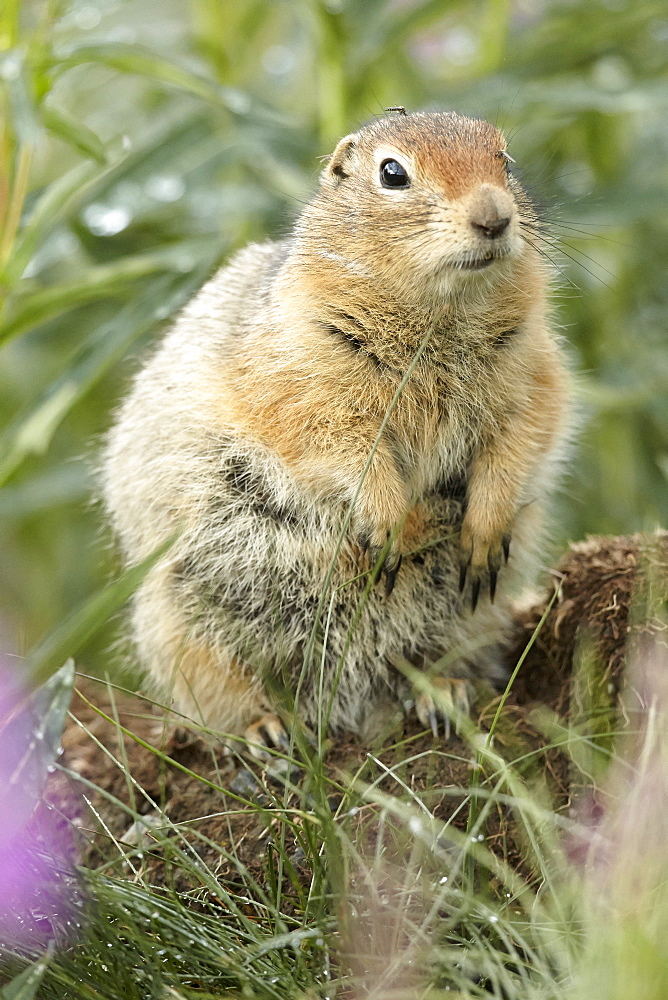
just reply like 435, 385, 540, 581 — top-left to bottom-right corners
2, 629, 668, 999
0, 0, 667, 660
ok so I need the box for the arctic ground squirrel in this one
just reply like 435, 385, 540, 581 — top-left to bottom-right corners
102, 109, 570, 753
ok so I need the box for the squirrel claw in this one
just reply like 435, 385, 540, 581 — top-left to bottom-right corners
415, 678, 471, 739
427, 706, 451, 739
502, 534, 511, 563
487, 549, 502, 603
460, 529, 511, 610
470, 575, 481, 613
365, 534, 402, 594
458, 560, 468, 593
244, 713, 290, 761
427, 707, 444, 738
459, 554, 482, 611
384, 553, 402, 597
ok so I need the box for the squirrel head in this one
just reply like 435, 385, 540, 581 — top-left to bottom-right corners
298, 111, 535, 303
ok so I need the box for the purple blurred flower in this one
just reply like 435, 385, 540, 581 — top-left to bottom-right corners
567, 634, 668, 900
0, 657, 82, 950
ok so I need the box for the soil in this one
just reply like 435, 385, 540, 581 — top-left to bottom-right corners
56, 532, 667, 897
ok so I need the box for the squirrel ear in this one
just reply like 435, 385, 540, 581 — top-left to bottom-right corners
322, 134, 358, 185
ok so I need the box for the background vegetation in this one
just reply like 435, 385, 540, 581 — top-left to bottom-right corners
1, 0, 667, 663
1, 2, 668, 998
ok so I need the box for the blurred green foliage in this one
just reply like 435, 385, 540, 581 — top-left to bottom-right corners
1, 0, 667, 666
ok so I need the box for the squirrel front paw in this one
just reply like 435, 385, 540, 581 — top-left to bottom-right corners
459, 516, 511, 611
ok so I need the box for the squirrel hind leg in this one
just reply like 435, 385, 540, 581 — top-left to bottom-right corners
171, 641, 292, 763
152, 631, 274, 739
131, 575, 290, 754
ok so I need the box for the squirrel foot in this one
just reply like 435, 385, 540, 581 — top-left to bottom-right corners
368, 546, 402, 597
415, 677, 471, 739
243, 713, 291, 761
359, 531, 403, 597
459, 526, 511, 611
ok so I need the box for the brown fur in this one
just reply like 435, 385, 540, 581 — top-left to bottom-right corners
102, 111, 571, 745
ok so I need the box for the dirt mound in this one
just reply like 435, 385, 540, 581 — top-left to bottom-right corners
59, 532, 667, 890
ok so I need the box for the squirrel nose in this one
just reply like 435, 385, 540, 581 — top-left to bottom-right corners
470, 215, 510, 239
468, 185, 513, 240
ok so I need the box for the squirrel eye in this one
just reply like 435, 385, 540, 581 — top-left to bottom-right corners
380, 159, 410, 189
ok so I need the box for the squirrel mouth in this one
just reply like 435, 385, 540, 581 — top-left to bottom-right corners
458, 252, 500, 271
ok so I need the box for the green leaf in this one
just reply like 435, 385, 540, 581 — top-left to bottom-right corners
49, 42, 286, 124
0, 238, 219, 346
0, 259, 217, 486
3, 660, 76, 805
27, 654, 76, 729
41, 104, 107, 164
251, 927, 327, 958
0, 659, 74, 849
0, 463, 89, 518
26, 537, 176, 688
2, 158, 109, 286
0, 50, 41, 145
1, 949, 52, 1000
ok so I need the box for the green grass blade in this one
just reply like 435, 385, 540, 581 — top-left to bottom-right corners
41, 104, 107, 164
25, 537, 175, 688
1, 52, 41, 145
0, 263, 216, 486
1, 159, 110, 285
49, 42, 286, 124
1, 949, 53, 1000
1, 239, 219, 346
